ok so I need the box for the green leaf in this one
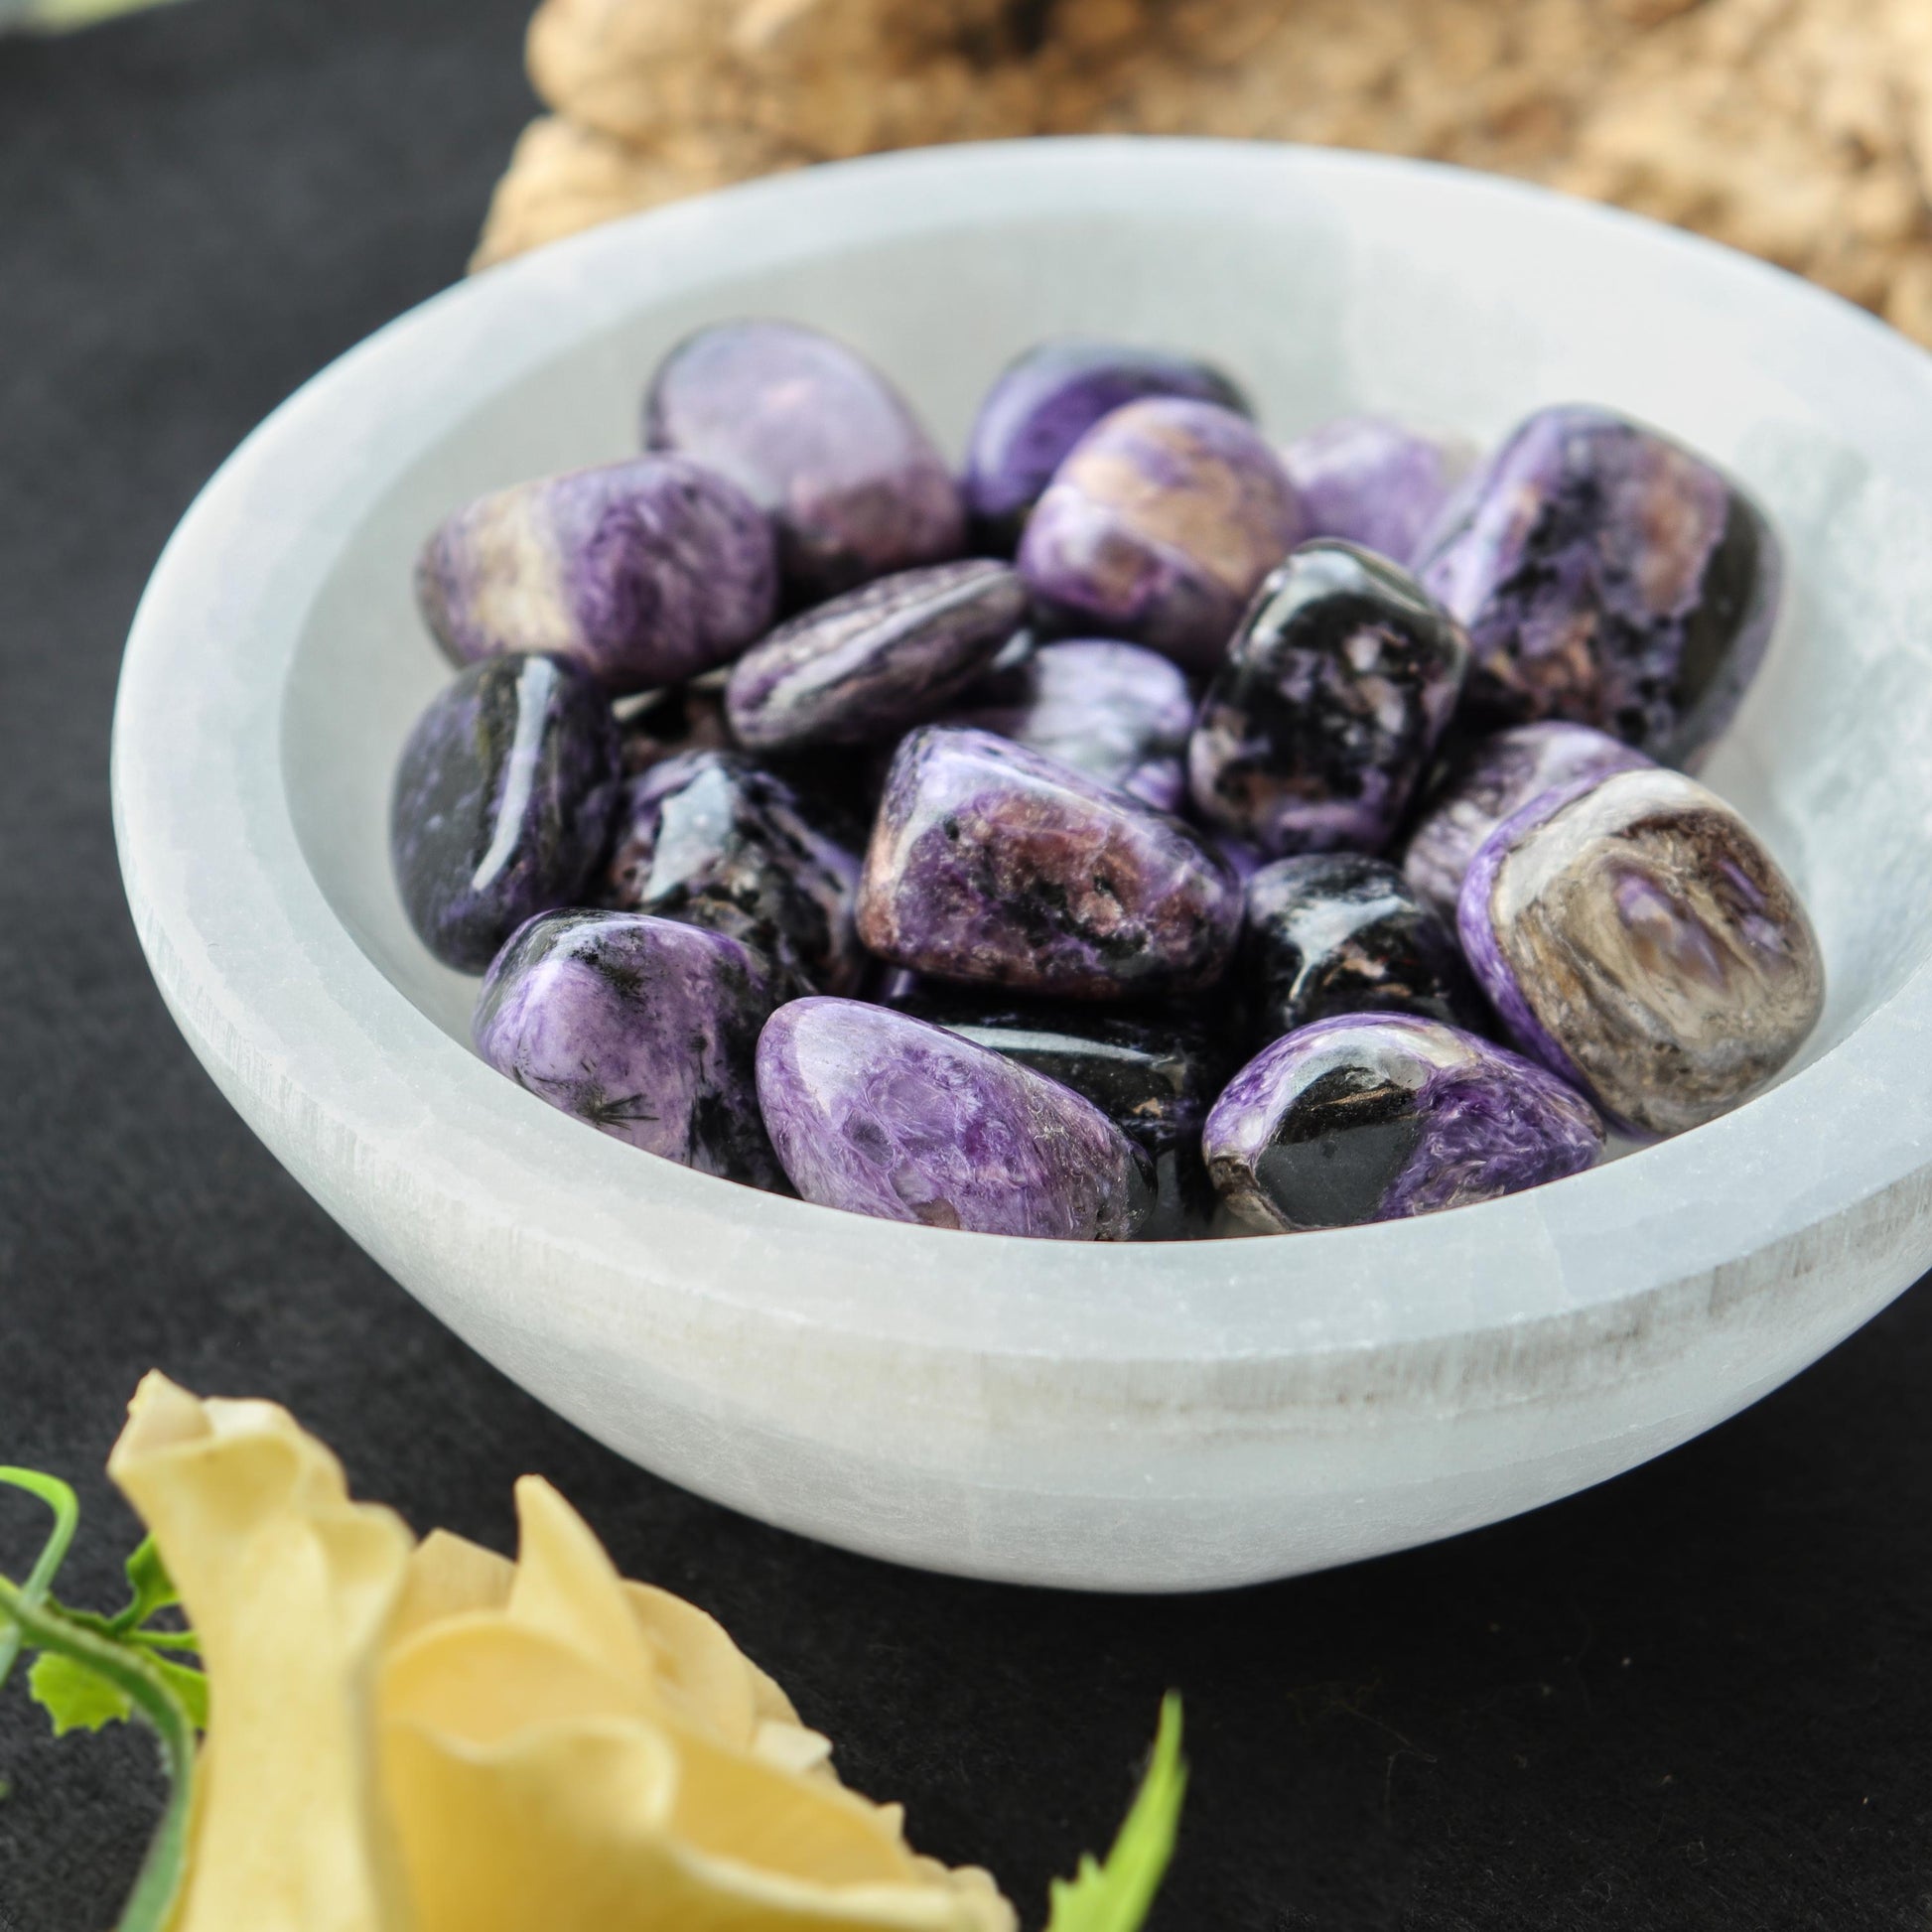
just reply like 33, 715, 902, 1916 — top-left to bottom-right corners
1045, 1695, 1187, 1932
150, 1654, 209, 1731
115, 1537, 181, 1633
28, 1650, 134, 1734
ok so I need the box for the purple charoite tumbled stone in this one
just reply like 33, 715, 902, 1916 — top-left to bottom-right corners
726, 559, 1024, 753
755, 998, 1152, 1238
1280, 415, 1475, 567
474, 908, 784, 1187
1418, 404, 1782, 764
1202, 1012, 1603, 1233
415, 455, 777, 694
1402, 721, 1653, 926
963, 340, 1251, 549
946, 637, 1194, 812
602, 749, 864, 996
858, 726, 1243, 1001
390, 654, 621, 972
1188, 541, 1468, 857
642, 320, 965, 601
1018, 397, 1308, 673
1457, 765, 1825, 1138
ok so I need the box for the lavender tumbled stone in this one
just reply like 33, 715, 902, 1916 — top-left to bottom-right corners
1457, 765, 1825, 1138
755, 998, 1151, 1239
1188, 541, 1468, 857
726, 560, 1024, 753
415, 456, 777, 694
1019, 397, 1308, 673
1419, 404, 1782, 763
474, 908, 783, 1187
642, 320, 964, 601
1202, 1013, 1603, 1233
858, 726, 1243, 1001
601, 749, 864, 996
1281, 415, 1475, 566
1402, 722, 1653, 926
963, 340, 1251, 549
946, 638, 1193, 811
390, 654, 621, 972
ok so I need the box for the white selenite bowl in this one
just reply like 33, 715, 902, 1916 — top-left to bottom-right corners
112, 140, 1932, 1591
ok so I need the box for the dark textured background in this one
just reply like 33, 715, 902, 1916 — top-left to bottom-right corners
2, 4, 1931, 1926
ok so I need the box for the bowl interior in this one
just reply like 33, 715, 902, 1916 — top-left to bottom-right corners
281, 146, 1932, 1199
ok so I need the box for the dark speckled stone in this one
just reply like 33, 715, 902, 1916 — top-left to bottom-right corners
390, 654, 621, 972
1418, 404, 1782, 764
1241, 853, 1488, 1048
414, 455, 777, 694
858, 726, 1243, 1001
1457, 765, 1825, 1138
1202, 1012, 1602, 1232
642, 320, 965, 601
963, 341, 1251, 550
616, 681, 735, 777
726, 560, 1025, 752
755, 997, 1152, 1238
473, 908, 784, 1187
883, 982, 1230, 1240
601, 749, 864, 996
1188, 541, 1468, 857
1280, 415, 1475, 567
1018, 397, 1307, 673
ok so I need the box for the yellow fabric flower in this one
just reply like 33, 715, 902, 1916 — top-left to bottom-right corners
106, 1373, 1016, 1932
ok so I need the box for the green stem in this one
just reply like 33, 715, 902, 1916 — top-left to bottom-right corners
0, 1578, 197, 1932
0, 1468, 80, 1693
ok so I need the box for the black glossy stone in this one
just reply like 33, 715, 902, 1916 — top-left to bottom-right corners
389, 653, 622, 973
1241, 853, 1489, 1049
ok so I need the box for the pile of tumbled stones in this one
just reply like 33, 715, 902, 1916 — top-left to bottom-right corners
390, 322, 1825, 1242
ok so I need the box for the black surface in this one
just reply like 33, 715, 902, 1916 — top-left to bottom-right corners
2, 6, 1930, 1927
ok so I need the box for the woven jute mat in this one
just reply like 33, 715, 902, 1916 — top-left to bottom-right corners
474, 0, 1932, 347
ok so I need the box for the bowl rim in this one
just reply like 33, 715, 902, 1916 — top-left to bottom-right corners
111, 134, 1932, 1404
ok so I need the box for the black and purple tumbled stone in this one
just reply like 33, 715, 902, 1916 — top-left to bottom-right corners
1202, 1012, 1603, 1233
945, 637, 1194, 812
390, 654, 622, 973
1280, 415, 1475, 567
473, 908, 784, 1187
1401, 721, 1653, 926
963, 340, 1251, 550
1018, 397, 1307, 673
725, 559, 1025, 753
642, 319, 965, 602
616, 681, 735, 778
1457, 765, 1825, 1138
1187, 541, 1469, 857
858, 726, 1243, 1002
1418, 404, 1781, 764
414, 456, 777, 694
755, 998, 1153, 1239
1240, 853, 1488, 1049
601, 749, 864, 996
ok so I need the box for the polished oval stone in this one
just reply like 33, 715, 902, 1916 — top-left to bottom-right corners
474, 909, 783, 1187
390, 654, 621, 972
1202, 1012, 1603, 1232
601, 749, 864, 996
1402, 721, 1652, 925
963, 340, 1251, 550
414, 456, 777, 694
883, 982, 1230, 1240
1419, 404, 1782, 764
755, 998, 1152, 1238
946, 637, 1194, 811
615, 681, 734, 777
642, 320, 965, 601
726, 560, 1025, 752
1457, 766, 1825, 1137
1188, 541, 1468, 856
1018, 397, 1307, 673
1280, 415, 1475, 566
858, 726, 1243, 1001
1241, 853, 1488, 1048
